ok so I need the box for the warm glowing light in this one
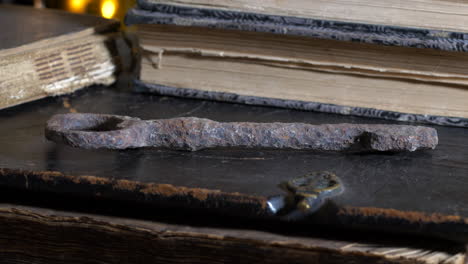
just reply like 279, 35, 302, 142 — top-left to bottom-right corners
101, 0, 117, 19
68, 0, 88, 13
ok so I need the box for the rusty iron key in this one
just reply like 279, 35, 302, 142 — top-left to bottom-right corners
45, 113, 438, 152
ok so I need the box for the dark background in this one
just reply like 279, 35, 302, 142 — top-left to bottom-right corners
0, 0, 135, 23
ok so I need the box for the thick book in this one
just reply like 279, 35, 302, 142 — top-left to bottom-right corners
0, 5, 120, 110
0, 204, 462, 264
1, 87, 468, 245
126, 0, 468, 127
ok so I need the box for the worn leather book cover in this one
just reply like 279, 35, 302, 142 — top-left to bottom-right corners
0, 203, 463, 264
126, 0, 468, 128
0, 86, 468, 248
0, 5, 120, 110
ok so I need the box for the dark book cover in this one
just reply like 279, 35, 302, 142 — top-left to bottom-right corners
1, 87, 468, 244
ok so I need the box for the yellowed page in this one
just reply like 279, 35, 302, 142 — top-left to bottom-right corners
141, 52, 468, 118
139, 25, 468, 86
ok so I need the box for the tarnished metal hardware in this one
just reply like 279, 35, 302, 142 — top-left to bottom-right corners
45, 113, 438, 152
267, 171, 344, 220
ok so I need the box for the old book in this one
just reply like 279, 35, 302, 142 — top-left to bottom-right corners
0, 203, 464, 264
126, 0, 468, 127
1, 87, 468, 243
0, 5, 119, 110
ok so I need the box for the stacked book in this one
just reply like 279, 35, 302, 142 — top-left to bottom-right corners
126, 0, 468, 127
0, 5, 120, 110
